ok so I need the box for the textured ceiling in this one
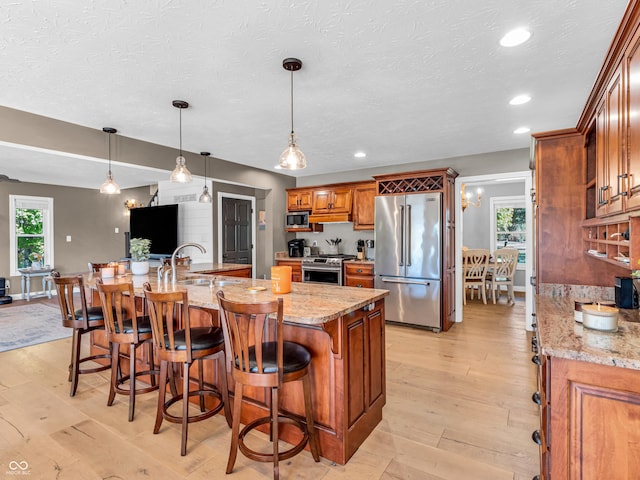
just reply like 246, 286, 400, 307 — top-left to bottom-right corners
0, 0, 631, 188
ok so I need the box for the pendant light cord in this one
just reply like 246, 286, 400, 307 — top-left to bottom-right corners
290, 69, 295, 134
179, 108, 183, 156
108, 132, 112, 175
204, 155, 207, 184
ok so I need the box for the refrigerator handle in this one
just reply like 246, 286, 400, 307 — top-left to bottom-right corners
399, 205, 405, 266
380, 276, 431, 286
406, 204, 412, 266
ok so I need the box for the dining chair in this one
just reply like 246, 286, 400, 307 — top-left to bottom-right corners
462, 249, 490, 305
485, 248, 519, 304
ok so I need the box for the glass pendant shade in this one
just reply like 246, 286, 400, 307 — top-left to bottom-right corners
170, 155, 192, 183
279, 132, 306, 169
100, 127, 120, 194
100, 173, 120, 194
170, 100, 192, 183
199, 185, 212, 203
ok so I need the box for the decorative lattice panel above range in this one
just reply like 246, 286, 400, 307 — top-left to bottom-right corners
377, 175, 444, 195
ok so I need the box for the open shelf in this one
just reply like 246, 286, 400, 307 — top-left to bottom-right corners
582, 213, 640, 270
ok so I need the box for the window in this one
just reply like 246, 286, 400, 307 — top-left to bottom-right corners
490, 196, 526, 268
10, 195, 54, 276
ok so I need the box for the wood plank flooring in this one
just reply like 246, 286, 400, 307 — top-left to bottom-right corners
0, 295, 538, 479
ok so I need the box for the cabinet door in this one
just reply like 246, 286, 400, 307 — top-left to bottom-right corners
607, 63, 625, 215
626, 28, 640, 211
287, 190, 313, 211
596, 98, 609, 217
312, 189, 333, 213
353, 183, 376, 230
330, 188, 353, 214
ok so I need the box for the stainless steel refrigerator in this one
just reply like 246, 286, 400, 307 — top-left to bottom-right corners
374, 192, 442, 330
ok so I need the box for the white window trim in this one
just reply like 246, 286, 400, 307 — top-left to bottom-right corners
490, 195, 526, 270
10, 195, 54, 277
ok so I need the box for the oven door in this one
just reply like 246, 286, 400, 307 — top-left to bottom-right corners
302, 265, 341, 285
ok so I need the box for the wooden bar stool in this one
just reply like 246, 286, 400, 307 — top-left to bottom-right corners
95, 279, 159, 421
143, 285, 231, 456
217, 291, 320, 480
52, 273, 111, 397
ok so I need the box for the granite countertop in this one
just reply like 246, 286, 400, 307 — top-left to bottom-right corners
179, 262, 251, 274
343, 259, 375, 264
88, 271, 388, 326
536, 295, 640, 370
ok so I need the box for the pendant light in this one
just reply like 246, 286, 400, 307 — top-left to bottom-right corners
169, 100, 193, 182
279, 58, 306, 170
199, 151, 212, 203
100, 127, 121, 194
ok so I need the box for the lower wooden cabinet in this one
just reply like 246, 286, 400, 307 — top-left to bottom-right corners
539, 355, 640, 479
344, 262, 374, 288
275, 259, 302, 283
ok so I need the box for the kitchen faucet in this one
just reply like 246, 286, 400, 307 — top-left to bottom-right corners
170, 242, 206, 286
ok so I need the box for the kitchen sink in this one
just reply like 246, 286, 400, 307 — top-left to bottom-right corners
177, 277, 242, 287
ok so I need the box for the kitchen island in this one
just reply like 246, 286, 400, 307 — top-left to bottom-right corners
534, 294, 640, 479
87, 270, 388, 465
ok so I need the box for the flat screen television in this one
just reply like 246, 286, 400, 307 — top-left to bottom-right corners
129, 204, 178, 257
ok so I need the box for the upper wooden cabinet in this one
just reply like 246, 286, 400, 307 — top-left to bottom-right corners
595, 62, 625, 217
626, 26, 640, 211
352, 182, 376, 230
286, 188, 313, 211
312, 187, 352, 214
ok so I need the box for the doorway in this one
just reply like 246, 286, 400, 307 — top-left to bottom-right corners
455, 171, 534, 330
217, 193, 256, 274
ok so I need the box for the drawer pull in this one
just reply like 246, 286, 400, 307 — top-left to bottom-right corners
532, 430, 542, 446
356, 268, 363, 273
531, 354, 541, 365
532, 391, 541, 405
356, 284, 363, 288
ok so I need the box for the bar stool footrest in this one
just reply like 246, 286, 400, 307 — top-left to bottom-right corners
239, 414, 309, 462
162, 389, 224, 425
77, 354, 111, 375
115, 368, 160, 396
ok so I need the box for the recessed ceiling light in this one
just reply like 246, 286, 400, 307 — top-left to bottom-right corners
514, 127, 531, 134
509, 94, 531, 105
500, 28, 531, 47
354, 151, 367, 158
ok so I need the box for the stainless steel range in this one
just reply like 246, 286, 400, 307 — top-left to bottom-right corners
301, 255, 356, 285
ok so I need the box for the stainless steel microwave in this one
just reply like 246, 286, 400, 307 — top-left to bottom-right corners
285, 212, 309, 229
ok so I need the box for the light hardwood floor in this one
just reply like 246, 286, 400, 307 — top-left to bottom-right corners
0, 295, 538, 479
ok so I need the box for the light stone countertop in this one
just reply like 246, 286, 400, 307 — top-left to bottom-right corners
89, 271, 388, 326
536, 295, 640, 370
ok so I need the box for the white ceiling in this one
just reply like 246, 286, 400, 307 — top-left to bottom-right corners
0, 0, 630, 189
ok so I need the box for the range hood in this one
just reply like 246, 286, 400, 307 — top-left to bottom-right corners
308, 213, 352, 224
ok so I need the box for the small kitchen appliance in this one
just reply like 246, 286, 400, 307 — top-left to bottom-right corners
288, 239, 305, 258
614, 276, 638, 309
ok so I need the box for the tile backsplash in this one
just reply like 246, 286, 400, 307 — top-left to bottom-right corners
295, 223, 374, 257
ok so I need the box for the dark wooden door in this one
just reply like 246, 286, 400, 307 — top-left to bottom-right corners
222, 197, 252, 264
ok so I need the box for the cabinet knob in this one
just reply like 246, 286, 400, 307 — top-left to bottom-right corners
531, 430, 542, 446
356, 284, 363, 288
532, 391, 541, 405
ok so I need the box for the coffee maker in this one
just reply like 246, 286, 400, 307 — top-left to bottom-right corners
288, 239, 305, 258
615, 276, 639, 309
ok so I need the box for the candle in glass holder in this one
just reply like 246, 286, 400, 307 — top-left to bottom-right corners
271, 266, 292, 294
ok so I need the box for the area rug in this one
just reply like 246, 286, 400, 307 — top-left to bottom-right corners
0, 303, 70, 352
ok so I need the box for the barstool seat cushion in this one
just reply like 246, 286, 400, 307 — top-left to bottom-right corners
244, 341, 311, 374
166, 327, 224, 351
71, 306, 105, 321
113, 315, 152, 334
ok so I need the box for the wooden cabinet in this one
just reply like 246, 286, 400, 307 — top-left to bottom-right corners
547, 357, 640, 479
312, 187, 352, 214
625, 26, 640, 211
286, 188, 313, 211
344, 262, 374, 288
352, 182, 376, 230
275, 259, 302, 283
595, 63, 625, 217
